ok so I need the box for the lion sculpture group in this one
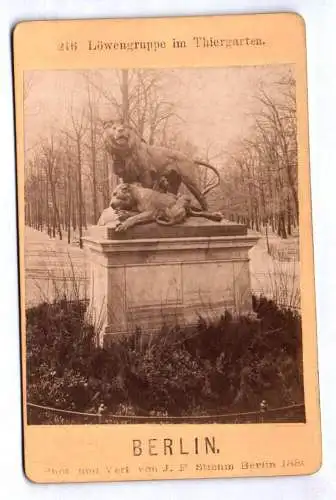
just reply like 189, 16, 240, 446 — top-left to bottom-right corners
102, 120, 223, 230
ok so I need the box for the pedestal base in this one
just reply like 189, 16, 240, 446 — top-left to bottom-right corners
83, 219, 259, 346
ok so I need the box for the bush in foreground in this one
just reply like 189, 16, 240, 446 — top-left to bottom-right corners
26, 297, 304, 423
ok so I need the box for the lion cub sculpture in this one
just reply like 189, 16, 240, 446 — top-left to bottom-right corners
110, 183, 223, 232
103, 120, 221, 211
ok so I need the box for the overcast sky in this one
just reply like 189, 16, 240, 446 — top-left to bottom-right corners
24, 64, 293, 165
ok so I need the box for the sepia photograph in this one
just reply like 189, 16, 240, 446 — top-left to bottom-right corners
23, 65, 305, 426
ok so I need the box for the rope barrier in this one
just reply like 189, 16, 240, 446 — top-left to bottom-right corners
27, 401, 304, 421
27, 403, 101, 418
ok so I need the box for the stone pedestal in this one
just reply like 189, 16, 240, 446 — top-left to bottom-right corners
83, 217, 259, 346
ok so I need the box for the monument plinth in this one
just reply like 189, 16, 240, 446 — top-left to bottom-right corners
83, 218, 259, 346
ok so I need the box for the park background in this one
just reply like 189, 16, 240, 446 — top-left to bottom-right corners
24, 65, 304, 425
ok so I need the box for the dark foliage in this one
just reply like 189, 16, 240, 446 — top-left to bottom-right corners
26, 297, 304, 423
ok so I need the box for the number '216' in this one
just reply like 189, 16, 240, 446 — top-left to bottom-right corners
57, 41, 78, 51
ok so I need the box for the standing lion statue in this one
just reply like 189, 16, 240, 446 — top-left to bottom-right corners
102, 120, 221, 211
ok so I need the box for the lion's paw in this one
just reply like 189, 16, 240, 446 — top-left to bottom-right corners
115, 221, 130, 232
213, 212, 223, 221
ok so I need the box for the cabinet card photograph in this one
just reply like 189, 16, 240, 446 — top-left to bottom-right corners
14, 13, 321, 483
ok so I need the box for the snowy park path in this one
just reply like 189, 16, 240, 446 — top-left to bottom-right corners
24, 227, 89, 307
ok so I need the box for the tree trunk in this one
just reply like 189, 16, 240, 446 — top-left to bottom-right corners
49, 179, 62, 240
265, 224, 271, 254
102, 151, 110, 209
278, 212, 287, 239
72, 192, 77, 231
287, 196, 292, 236
76, 141, 83, 249
121, 69, 129, 123
87, 85, 98, 224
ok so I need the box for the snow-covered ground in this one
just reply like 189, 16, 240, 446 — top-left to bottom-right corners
249, 233, 300, 310
24, 227, 300, 310
24, 227, 89, 307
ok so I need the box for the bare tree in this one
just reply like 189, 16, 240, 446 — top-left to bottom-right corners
39, 135, 63, 240
64, 104, 87, 248
220, 72, 298, 240
83, 77, 100, 223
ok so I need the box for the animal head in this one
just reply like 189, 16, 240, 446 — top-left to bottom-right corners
110, 183, 137, 211
154, 175, 170, 193
103, 120, 141, 153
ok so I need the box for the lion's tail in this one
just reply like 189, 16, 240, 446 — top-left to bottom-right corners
196, 161, 221, 196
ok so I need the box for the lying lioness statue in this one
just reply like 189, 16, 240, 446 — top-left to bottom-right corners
103, 120, 221, 211
110, 183, 223, 232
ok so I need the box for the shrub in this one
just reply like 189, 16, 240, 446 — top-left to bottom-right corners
26, 296, 304, 423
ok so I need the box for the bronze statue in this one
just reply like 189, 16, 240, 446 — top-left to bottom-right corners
103, 120, 221, 211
